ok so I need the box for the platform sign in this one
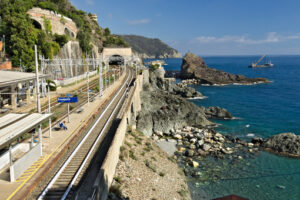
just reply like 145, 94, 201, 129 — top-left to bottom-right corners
57, 97, 78, 103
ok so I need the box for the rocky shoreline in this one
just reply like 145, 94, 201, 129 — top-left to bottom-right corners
135, 66, 300, 199
137, 67, 234, 137
180, 78, 270, 86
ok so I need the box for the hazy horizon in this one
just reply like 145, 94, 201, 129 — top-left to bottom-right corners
71, 0, 300, 55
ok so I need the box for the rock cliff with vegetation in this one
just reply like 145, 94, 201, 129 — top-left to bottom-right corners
121, 34, 182, 58
136, 67, 234, 137
181, 53, 270, 85
0, 0, 128, 71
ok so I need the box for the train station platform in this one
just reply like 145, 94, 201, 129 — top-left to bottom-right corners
0, 72, 126, 200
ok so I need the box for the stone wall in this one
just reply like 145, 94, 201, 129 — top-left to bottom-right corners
102, 48, 132, 59
27, 7, 78, 38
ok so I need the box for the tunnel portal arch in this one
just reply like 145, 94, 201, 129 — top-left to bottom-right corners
109, 55, 124, 66
102, 48, 132, 66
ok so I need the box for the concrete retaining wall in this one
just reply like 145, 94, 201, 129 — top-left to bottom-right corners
91, 71, 144, 200
10, 143, 42, 182
55, 70, 97, 86
0, 143, 32, 171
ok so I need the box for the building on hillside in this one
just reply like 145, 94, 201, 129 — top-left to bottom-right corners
90, 14, 98, 22
0, 37, 12, 70
27, 7, 78, 38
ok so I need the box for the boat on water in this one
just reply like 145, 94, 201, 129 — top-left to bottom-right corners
248, 55, 274, 68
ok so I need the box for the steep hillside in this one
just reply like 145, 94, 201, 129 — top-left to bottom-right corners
0, 0, 128, 71
121, 35, 182, 58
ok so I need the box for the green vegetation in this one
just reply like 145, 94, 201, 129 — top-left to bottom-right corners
149, 64, 160, 71
159, 172, 165, 177
120, 145, 126, 152
114, 176, 123, 184
109, 184, 122, 197
129, 149, 137, 160
54, 34, 69, 47
177, 189, 187, 198
42, 16, 52, 34
124, 141, 132, 148
0, 0, 128, 71
144, 159, 157, 172
121, 34, 180, 58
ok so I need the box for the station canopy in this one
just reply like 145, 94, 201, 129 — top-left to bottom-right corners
0, 113, 52, 149
0, 71, 48, 87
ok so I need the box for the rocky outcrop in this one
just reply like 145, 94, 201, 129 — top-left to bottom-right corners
147, 66, 203, 99
137, 67, 237, 137
201, 106, 233, 120
262, 133, 300, 157
137, 91, 213, 137
181, 53, 270, 85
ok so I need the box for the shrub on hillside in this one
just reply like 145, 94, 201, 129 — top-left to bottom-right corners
149, 64, 160, 71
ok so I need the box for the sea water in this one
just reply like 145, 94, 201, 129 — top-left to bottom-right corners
144, 56, 300, 200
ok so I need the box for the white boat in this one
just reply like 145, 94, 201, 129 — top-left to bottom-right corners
249, 55, 274, 68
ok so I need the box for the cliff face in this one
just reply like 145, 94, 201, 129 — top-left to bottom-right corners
44, 41, 99, 79
137, 68, 212, 137
121, 35, 182, 58
181, 53, 270, 85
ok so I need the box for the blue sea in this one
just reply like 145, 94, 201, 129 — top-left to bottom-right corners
145, 56, 300, 200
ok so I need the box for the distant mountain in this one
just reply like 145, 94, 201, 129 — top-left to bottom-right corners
120, 35, 182, 58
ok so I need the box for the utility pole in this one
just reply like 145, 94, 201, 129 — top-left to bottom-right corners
48, 86, 52, 138
107, 64, 110, 86
86, 54, 90, 105
35, 45, 42, 155
20, 59, 22, 72
35, 45, 41, 113
99, 59, 103, 97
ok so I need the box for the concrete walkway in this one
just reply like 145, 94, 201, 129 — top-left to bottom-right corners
0, 72, 126, 200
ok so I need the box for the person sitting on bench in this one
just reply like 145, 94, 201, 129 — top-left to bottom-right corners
59, 121, 63, 129
59, 121, 68, 130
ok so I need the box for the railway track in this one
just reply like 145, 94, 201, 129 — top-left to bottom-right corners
39, 70, 117, 113
36, 69, 132, 200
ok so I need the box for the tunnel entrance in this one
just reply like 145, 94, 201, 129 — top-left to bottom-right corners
32, 20, 42, 29
109, 55, 124, 66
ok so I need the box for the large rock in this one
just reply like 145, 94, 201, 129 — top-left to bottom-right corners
136, 91, 213, 137
149, 66, 204, 98
180, 53, 269, 85
201, 106, 233, 119
263, 133, 300, 157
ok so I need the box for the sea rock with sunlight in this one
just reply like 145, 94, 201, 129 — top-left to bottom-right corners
180, 52, 270, 85
263, 133, 300, 157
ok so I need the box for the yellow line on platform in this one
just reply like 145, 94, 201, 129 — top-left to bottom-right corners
6, 106, 95, 200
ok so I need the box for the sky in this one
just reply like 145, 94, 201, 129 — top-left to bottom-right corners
70, 0, 300, 56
